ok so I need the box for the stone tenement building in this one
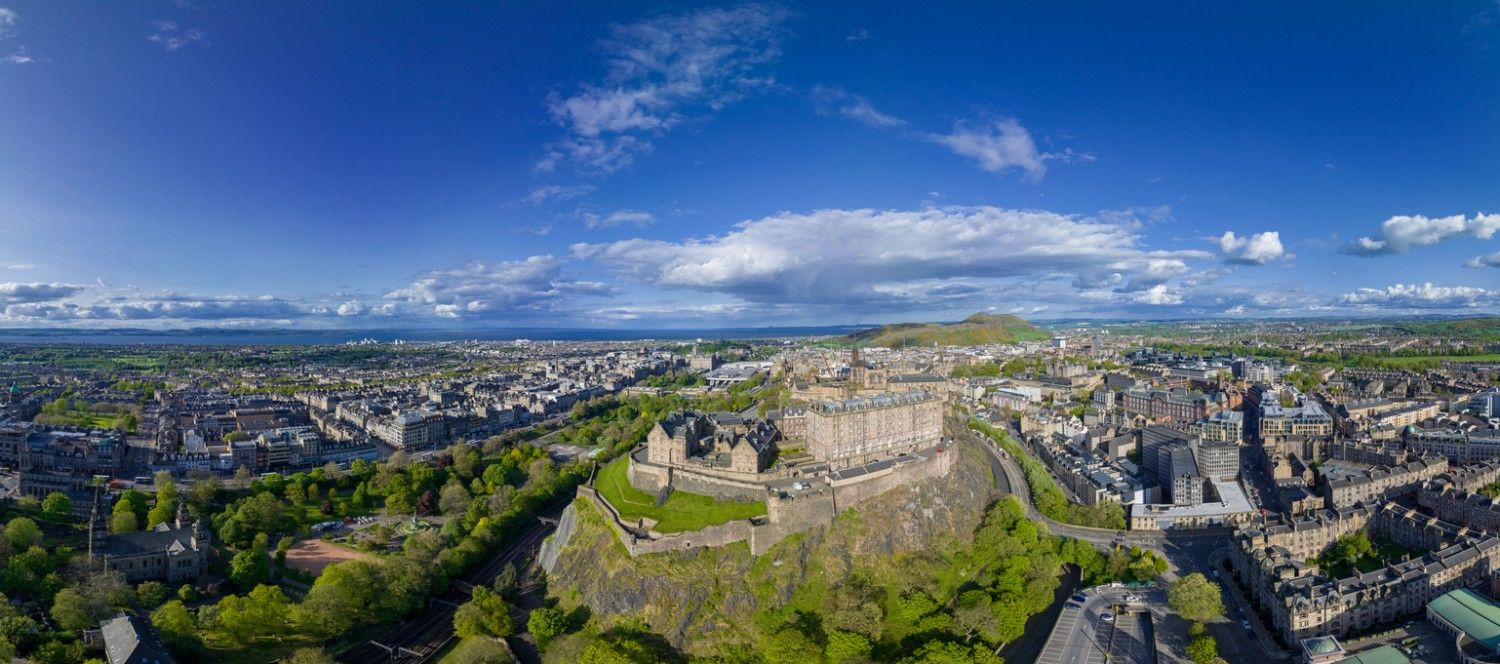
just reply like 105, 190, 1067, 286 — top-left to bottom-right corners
804, 390, 941, 468
1120, 388, 1218, 423
645, 410, 779, 475
1323, 455, 1448, 509
1233, 503, 1380, 562
15, 426, 125, 502
1231, 503, 1500, 643
1406, 428, 1500, 465
1258, 399, 1334, 442
90, 503, 212, 585
1418, 483, 1500, 536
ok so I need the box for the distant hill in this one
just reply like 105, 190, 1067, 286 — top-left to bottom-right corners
846, 312, 1049, 348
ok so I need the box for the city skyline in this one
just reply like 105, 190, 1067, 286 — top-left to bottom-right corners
2, 1, 1499, 330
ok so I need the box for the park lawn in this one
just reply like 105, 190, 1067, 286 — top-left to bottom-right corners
1377, 353, 1500, 367
437, 636, 516, 663
202, 632, 325, 664
595, 458, 766, 533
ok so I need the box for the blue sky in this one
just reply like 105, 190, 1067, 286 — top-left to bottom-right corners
1, 1, 1498, 329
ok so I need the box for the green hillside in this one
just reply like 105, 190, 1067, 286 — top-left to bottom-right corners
847, 312, 1049, 348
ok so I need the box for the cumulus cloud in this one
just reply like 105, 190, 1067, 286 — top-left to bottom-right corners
811, 86, 905, 128
335, 301, 364, 316
1338, 283, 1500, 309
583, 209, 655, 229
3, 48, 31, 64
1465, 251, 1500, 269
539, 3, 790, 173
1131, 284, 1183, 306
1342, 213, 1500, 256
1217, 230, 1286, 264
525, 184, 595, 205
575, 205, 1205, 308
0, 283, 83, 304
0, 7, 16, 33
148, 20, 207, 52
384, 255, 611, 318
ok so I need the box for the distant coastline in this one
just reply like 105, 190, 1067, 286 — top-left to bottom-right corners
0, 325, 869, 346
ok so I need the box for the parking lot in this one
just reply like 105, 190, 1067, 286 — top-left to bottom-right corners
1037, 586, 1159, 664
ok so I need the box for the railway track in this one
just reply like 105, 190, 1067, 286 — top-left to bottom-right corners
337, 500, 567, 663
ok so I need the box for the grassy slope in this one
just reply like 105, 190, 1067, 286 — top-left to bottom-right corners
594, 458, 766, 533
849, 312, 1048, 348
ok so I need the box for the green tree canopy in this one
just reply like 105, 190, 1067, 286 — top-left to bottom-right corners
1168, 574, 1225, 624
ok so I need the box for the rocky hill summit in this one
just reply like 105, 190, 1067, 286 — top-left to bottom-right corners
540, 440, 996, 657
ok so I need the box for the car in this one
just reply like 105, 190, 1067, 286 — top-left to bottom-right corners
1240, 620, 1250, 629
1071, 594, 1088, 603
1100, 614, 1114, 622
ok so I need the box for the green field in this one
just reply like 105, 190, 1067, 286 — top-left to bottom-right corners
1377, 353, 1500, 367
594, 458, 766, 533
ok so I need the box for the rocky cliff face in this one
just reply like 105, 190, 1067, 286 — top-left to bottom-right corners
542, 441, 996, 655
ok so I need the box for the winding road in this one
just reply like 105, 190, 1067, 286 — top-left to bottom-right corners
951, 416, 1292, 662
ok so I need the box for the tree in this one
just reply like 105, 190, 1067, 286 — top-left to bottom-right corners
111, 510, 138, 534
230, 549, 270, 591
3, 518, 42, 550
493, 563, 520, 602
1168, 573, 1225, 624
41, 492, 72, 519
825, 630, 871, 663
950, 591, 1000, 644
351, 482, 369, 510
286, 647, 337, 664
1185, 624, 1218, 664
453, 587, 514, 638
136, 581, 168, 608
440, 480, 471, 517
50, 588, 94, 631
299, 560, 386, 637
214, 584, 289, 643
897, 640, 1004, 664
234, 464, 253, 488
415, 489, 437, 517
527, 606, 569, 646
151, 600, 202, 655
0, 633, 13, 663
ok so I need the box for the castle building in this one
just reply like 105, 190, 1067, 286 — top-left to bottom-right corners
646, 411, 778, 475
804, 390, 941, 467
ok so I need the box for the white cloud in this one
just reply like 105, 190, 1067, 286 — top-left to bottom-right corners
4, 263, 34, 270
335, 301, 364, 316
1223, 304, 1246, 315
926, 118, 1048, 180
540, 3, 790, 173
1338, 282, 1500, 309
0, 7, 17, 32
384, 255, 611, 318
1342, 213, 1500, 256
525, 184, 595, 205
576, 205, 1205, 308
1131, 284, 1183, 306
0, 282, 83, 304
1217, 230, 1286, 264
3, 50, 31, 64
811, 86, 905, 128
845, 28, 870, 42
1466, 251, 1500, 268
148, 20, 207, 52
583, 209, 655, 229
